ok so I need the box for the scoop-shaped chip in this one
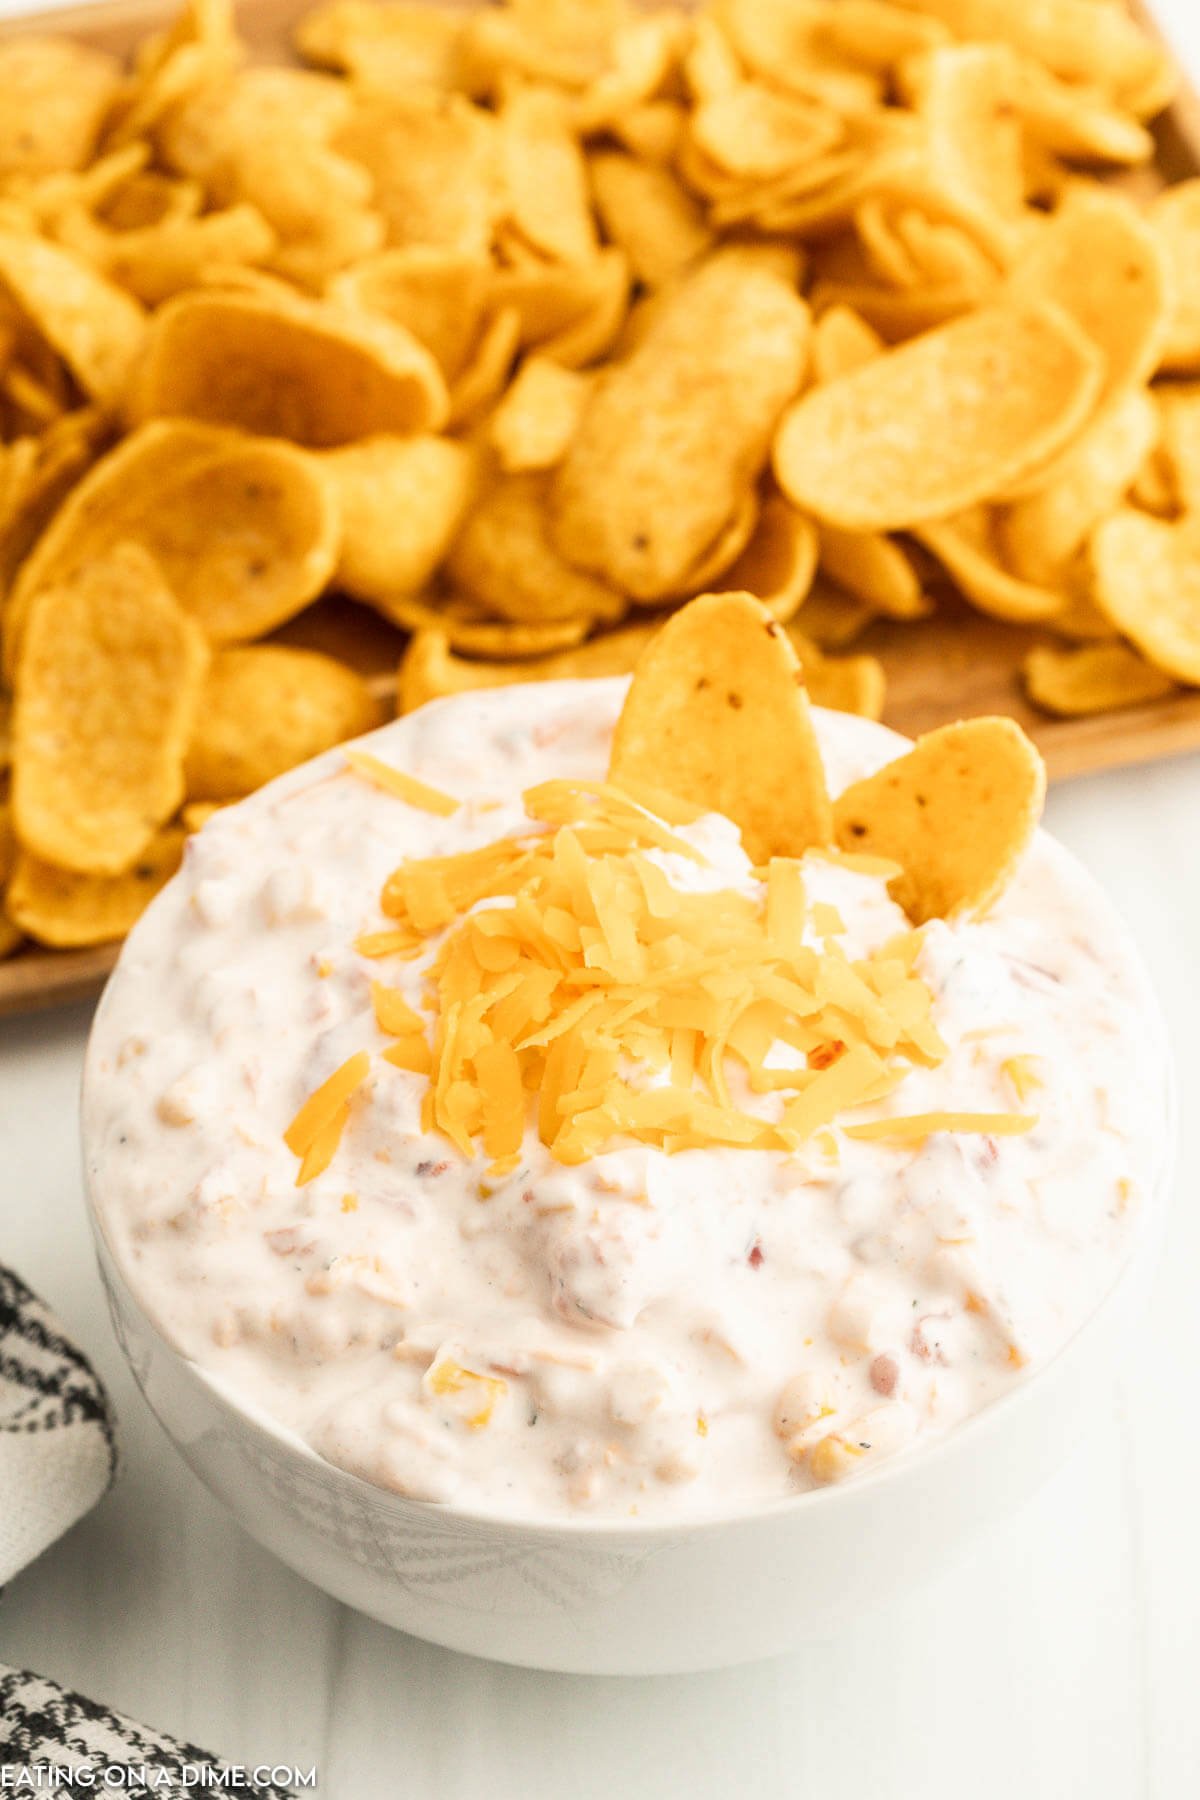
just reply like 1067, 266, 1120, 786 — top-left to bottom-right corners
588, 151, 712, 289
883, 0, 1169, 103
915, 511, 1069, 626
832, 717, 1046, 923
818, 526, 930, 620
320, 434, 475, 607
576, 12, 684, 132
1152, 181, 1200, 375
368, 592, 588, 658
12, 543, 208, 876
787, 626, 886, 721
1133, 444, 1180, 517
134, 288, 448, 445
691, 84, 844, 181
329, 248, 490, 382
774, 296, 1103, 532
809, 273, 983, 344
0, 407, 104, 598
449, 470, 626, 625
1013, 57, 1152, 169
1000, 390, 1158, 583
1023, 641, 1177, 717
1157, 384, 1200, 513
184, 645, 383, 801
165, 80, 383, 287
1091, 508, 1200, 684
905, 213, 999, 291
7, 827, 185, 948
208, 152, 379, 279
682, 14, 741, 103
296, 0, 465, 90
807, 655, 886, 721
902, 43, 1024, 222
854, 197, 928, 289
488, 356, 591, 472
102, 204, 277, 305
5, 421, 340, 665
811, 303, 884, 383
608, 591, 832, 863
717, 0, 884, 107
714, 497, 818, 624
399, 623, 655, 713
334, 89, 498, 259
500, 84, 596, 267
0, 36, 120, 180
659, 487, 760, 601
108, 0, 240, 149
0, 232, 146, 407
491, 247, 631, 368
1009, 189, 1168, 428
553, 252, 810, 600
795, 581, 877, 649
158, 64, 355, 190
459, 0, 621, 97
610, 99, 685, 165
53, 155, 200, 243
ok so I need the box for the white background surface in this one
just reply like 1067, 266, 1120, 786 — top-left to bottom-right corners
2, 1, 1200, 1794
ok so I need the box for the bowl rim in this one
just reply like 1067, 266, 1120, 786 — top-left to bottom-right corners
86, 1064, 1175, 1545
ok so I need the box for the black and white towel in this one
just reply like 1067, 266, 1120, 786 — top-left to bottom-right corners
0, 1264, 294, 1798
0, 1265, 116, 1588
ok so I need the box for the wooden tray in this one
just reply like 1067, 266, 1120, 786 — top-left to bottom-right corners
2, 0, 1199, 1017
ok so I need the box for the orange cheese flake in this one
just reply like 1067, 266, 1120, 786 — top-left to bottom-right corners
284, 1050, 370, 1174
371, 981, 425, 1036
293, 779, 1040, 1173
350, 779, 966, 1166
843, 1111, 1037, 1143
296, 1100, 350, 1186
802, 846, 905, 879
354, 927, 424, 960
344, 747, 460, 816
381, 1036, 433, 1075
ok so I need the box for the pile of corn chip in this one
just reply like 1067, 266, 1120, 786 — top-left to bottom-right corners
0, 0, 1195, 956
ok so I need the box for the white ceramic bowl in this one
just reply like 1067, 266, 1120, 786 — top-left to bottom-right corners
86, 1108, 1173, 1675
81, 692, 1176, 1675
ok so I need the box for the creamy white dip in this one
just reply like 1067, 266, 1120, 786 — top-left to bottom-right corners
84, 681, 1170, 1520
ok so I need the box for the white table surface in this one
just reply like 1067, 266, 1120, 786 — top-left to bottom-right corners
4, 3, 1200, 1794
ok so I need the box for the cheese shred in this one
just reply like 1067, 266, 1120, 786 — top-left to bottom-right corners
284, 1051, 371, 1186
344, 747, 460, 816
843, 1112, 1037, 1143
286, 780, 1040, 1179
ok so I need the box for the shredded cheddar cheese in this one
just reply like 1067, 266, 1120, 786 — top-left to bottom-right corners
802, 846, 905, 879
344, 747, 460, 817
363, 780, 957, 1170
843, 1112, 1037, 1143
285, 780, 1042, 1181
284, 1051, 370, 1186
371, 981, 425, 1036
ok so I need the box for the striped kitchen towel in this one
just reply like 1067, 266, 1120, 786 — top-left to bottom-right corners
0, 1264, 293, 1798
